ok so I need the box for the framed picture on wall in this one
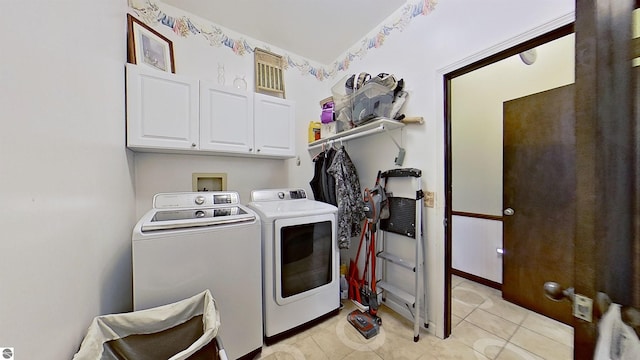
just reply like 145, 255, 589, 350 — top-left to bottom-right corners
127, 14, 175, 73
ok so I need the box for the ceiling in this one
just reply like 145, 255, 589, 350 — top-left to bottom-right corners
161, 0, 407, 64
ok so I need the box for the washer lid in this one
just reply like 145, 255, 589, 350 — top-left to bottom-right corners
141, 206, 256, 232
138, 191, 256, 232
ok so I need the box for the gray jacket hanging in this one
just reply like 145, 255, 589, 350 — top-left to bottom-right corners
327, 147, 365, 249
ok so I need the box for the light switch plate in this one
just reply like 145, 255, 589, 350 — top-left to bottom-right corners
424, 191, 435, 208
573, 294, 593, 322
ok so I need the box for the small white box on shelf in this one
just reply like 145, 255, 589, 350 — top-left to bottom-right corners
321, 121, 343, 138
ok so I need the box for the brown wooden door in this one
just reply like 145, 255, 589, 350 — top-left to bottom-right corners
573, 0, 638, 356
502, 84, 575, 325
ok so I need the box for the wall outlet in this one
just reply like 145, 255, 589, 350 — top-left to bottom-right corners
424, 191, 435, 208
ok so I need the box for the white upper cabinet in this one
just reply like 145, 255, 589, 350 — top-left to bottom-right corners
126, 64, 295, 158
126, 64, 199, 151
254, 93, 295, 157
199, 81, 254, 154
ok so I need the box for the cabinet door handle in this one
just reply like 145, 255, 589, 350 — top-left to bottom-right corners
257, 148, 261, 152
249, 148, 253, 152
191, 143, 196, 148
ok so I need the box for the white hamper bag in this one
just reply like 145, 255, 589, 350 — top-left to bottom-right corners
73, 290, 225, 360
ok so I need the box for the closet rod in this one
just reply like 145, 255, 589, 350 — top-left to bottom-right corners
307, 124, 387, 150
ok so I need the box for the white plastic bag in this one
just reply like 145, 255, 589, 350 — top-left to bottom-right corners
595, 303, 640, 360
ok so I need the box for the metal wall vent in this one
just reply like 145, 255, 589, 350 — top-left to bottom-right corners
255, 48, 286, 98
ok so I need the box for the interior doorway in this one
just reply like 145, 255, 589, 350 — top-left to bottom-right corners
443, 24, 574, 337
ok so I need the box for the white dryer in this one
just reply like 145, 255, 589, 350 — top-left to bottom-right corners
132, 191, 262, 360
248, 188, 339, 344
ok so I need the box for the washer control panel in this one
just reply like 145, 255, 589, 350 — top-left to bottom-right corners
288, 189, 306, 199
153, 191, 240, 209
251, 188, 307, 202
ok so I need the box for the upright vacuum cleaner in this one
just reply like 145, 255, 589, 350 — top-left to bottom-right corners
347, 171, 388, 338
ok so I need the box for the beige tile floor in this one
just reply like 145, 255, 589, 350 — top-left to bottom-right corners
254, 276, 574, 359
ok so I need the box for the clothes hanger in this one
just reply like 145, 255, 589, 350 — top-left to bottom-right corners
312, 143, 326, 161
323, 141, 331, 158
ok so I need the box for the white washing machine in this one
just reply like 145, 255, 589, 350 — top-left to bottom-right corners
248, 188, 339, 344
132, 191, 262, 360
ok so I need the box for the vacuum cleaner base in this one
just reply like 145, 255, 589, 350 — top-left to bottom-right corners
347, 310, 381, 339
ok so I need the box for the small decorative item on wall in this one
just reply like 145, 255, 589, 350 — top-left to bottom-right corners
254, 48, 285, 98
127, 14, 175, 73
233, 75, 248, 90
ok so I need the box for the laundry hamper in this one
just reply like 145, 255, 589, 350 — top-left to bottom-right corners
73, 290, 227, 360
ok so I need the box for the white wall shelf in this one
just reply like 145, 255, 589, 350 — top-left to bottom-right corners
307, 118, 404, 150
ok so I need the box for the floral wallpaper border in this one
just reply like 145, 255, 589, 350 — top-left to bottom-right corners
128, 0, 438, 80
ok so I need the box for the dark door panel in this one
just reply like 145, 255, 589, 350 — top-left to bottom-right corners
502, 84, 575, 325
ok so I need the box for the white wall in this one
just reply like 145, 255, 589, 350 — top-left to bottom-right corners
452, 216, 502, 283
0, 1, 134, 358
302, 0, 574, 338
133, 154, 288, 217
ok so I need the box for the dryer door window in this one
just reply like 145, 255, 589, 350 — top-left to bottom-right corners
274, 214, 336, 305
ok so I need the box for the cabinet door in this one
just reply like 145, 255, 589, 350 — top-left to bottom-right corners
126, 64, 199, 151
199, 81, 254, 154
254, 93, 295, 157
